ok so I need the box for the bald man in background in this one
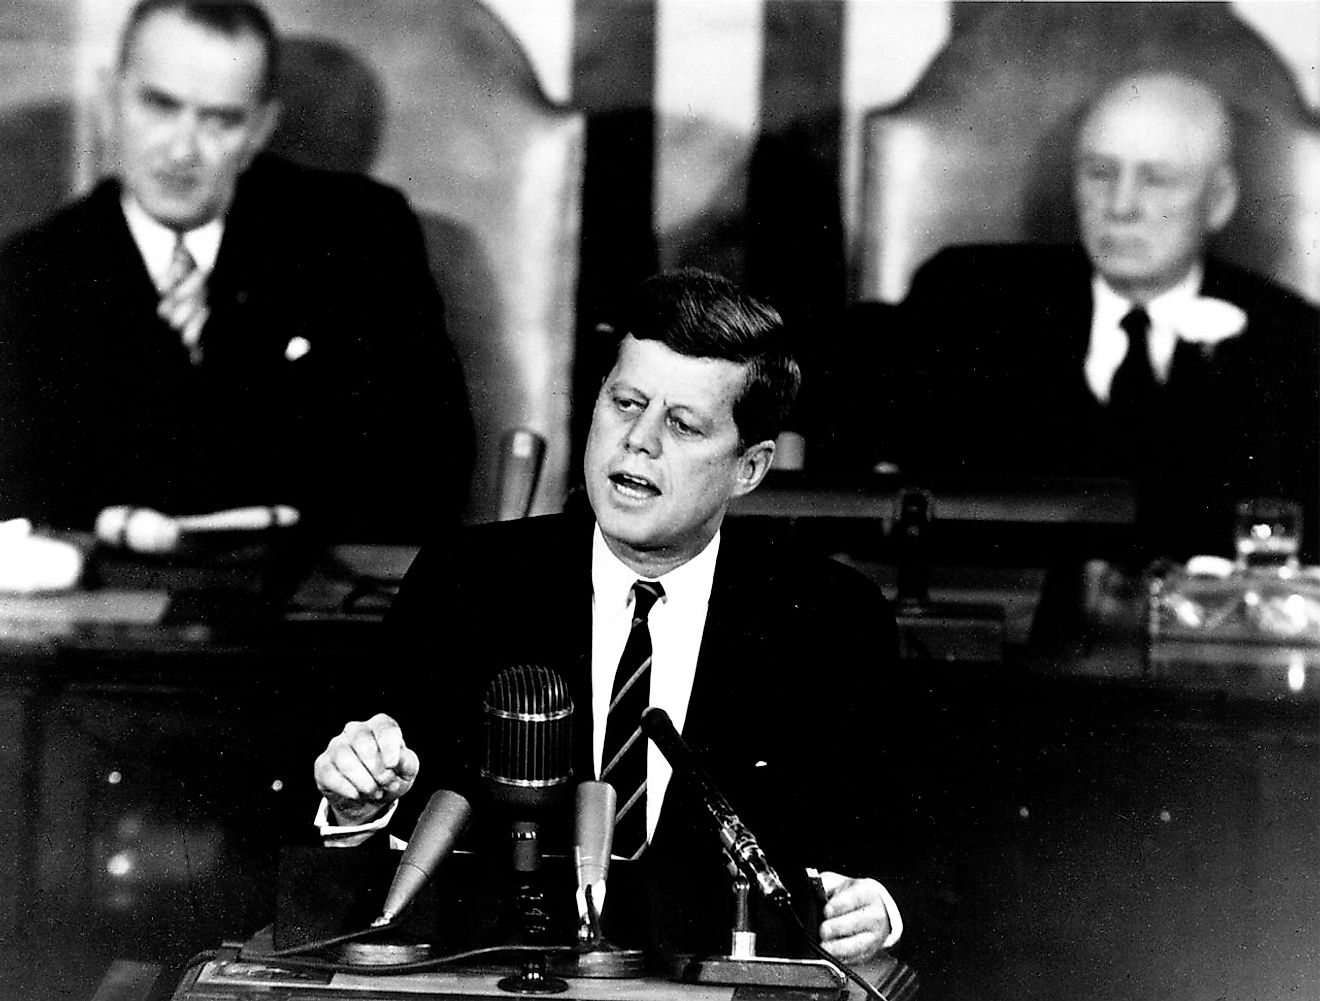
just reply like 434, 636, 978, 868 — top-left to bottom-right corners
869, 71, 1319, 561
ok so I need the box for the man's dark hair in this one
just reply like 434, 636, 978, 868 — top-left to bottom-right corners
617, 268, 801, 450
119, 0, 280, 101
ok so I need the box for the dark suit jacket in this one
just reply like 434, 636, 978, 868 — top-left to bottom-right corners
0, 154, 471, 540
376, 512, 918, 960
835, 244, 1320, 560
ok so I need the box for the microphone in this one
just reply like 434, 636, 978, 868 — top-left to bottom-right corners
481, 663, 575, 815
377, 789, 472, 924
479, 664, 574, 994
640, 716, 920, 1000
495, 428, 548, 521
568, 780, 646, 978
574, 780, 615, 917
640, 707, 791, 907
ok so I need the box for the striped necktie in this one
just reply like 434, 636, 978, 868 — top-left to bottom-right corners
601, 579, 664, 859
157, 234, 209, 364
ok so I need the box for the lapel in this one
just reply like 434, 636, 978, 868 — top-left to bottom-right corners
1040, 246, 1100, 416
1166, 338, 1213, 396
1166, 257, 1243, 391
1058, 245, 1097, 369
558, 515, 598, 783
678, 529, 760, 760
204, 157, 296, 366
80, 182, 178, 345
77, 183, 195, 368
209, 170, 263, 311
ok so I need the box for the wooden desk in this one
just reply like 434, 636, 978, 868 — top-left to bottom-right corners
730, 474, 1136, 526
0, 542, 411, 979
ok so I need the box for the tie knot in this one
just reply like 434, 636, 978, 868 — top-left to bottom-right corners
163, 235, 198, 291
631, 580, 664, 621
1121, 305, 1150, 343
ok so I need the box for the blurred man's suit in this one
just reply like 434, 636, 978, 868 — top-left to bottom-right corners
853, 244, 1319, 561
378, 510, 925, 961
0, 153, 471, 538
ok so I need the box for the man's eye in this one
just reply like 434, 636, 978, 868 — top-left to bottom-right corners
668, 415, 699, 437
204, 111, 246, 131
1139, 169, 1178, 189
613, 396, 641, 412
141, 91, 177, 113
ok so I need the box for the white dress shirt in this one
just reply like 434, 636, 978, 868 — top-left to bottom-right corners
121, 195, 223, 291
590, 524, 718, 840
1084, 265, 1204, 403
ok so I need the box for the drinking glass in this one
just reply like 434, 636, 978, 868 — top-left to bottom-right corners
1233, 497, 1302, 573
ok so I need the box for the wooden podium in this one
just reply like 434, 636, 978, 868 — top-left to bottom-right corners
160, 934, 913, 1001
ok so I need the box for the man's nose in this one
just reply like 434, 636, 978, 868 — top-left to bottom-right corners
623, 407, 663, 454
1105, 170, 1142, 219
163, 113, 202, 163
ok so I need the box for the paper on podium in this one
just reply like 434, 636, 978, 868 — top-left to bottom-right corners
0, 590, 168, 640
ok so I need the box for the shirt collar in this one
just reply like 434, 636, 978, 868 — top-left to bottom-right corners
1092, 264, 1204, 335
591, 524, 721, 613
121, 194, 224, 290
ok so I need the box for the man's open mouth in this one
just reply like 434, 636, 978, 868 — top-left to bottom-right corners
609, 472, 660, 497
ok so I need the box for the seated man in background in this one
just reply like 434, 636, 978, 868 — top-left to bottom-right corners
311, 270, 928, 965
849, 70, 1318, 562
0, 0, 471, 543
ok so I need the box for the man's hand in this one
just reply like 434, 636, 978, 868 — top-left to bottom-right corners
314, 713, 420, 826
817, 872, 892, 963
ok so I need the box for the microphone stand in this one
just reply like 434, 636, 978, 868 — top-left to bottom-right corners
681, 852, 845, 992
480, 664, 575, 994
498, 820, 568, 995
558, 781, 644, 978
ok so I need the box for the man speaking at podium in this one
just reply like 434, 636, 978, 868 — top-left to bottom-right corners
312, 269, 915, 964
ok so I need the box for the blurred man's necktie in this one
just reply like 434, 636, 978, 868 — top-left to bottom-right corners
157, 234, 208, 364
1110, 305, 1156, 410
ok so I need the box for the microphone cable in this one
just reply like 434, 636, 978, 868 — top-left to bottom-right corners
250, 936, 579, 975
777, 898, 919, 1001
265, 919, 395, 958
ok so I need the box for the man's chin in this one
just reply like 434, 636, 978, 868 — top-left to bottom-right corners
1094, 254, 1157, 287
138, 191, 218, 231
593, 506, 657, 546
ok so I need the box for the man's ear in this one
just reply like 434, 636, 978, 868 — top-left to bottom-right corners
731, 439, 776, 499
1204, 164, 1239, 233
94, 69, 121, 175
243, 98, 281, 164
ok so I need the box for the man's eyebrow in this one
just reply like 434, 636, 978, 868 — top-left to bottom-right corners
137, 83, 252, 119
666, 401, 714, 426
138, 83, 179, 104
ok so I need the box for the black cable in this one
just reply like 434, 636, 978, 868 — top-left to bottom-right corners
174, 947, 224, 973
263, 920, 390, 957
779, 902, 888, 1001
243, 940, 578, 976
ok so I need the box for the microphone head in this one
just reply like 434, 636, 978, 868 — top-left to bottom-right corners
496, 428, 548, 521
481, 664, 574, 813
574, 780, 616, 890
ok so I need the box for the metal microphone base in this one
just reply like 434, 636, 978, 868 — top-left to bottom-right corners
682, 955, 846, 992
497, 961, 569, 995
554, 946, 647, 979
337, 941, 432, 966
